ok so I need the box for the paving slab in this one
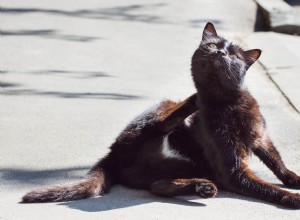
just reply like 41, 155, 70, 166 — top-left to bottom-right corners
269, 67, 300, 113
243, 32, 300, 112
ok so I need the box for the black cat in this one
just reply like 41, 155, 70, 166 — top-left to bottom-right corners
22, 23, 300, 208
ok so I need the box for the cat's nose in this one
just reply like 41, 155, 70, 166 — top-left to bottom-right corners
217, 50, 226, 56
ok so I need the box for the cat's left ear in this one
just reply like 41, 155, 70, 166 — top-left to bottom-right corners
244, 49, 261, 67
202, 22, 218, 41
203, 22, 218, 36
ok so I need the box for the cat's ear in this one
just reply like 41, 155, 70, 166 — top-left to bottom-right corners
244, 49, 261, 67
203, 22, 218, 38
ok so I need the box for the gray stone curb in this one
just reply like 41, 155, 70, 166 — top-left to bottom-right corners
256, 0, 300, 34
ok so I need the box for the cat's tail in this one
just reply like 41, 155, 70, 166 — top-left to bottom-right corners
21, 152, 119, 203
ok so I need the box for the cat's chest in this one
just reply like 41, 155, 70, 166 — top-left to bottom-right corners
192, 109, 254, 148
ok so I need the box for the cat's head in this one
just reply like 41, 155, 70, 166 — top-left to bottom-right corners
191, 22, 261, 91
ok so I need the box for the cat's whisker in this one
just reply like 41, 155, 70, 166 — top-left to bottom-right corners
225, 68, 238, 86
227, 63, 240, 86
229, 71, 238, 85
193, 58, 207, 62
198, 48, 210, 55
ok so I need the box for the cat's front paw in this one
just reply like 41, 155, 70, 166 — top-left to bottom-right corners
282, 171, 300, 189
195, 181, 217, 198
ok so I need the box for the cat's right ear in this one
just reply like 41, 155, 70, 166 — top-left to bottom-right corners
202, 22, 218, 40
244, 49, 262, 67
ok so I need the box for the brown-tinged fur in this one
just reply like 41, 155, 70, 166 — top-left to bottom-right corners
22, 153, 118, 202
22, 23, 300, 208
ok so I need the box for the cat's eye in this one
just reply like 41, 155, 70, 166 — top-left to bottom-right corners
209, 43, 217, 49
230, 54, 238, 59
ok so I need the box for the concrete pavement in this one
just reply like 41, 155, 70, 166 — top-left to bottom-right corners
1, 0, 300, 219
243, 31, 300, 113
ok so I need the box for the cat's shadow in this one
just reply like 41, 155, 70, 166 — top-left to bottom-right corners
58, 186, 295, 212
58, 185, 206, 212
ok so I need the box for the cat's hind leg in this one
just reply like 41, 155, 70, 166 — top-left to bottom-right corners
150, 178, 217, 198
153, 93, 198, 133
114, 93, 197, 147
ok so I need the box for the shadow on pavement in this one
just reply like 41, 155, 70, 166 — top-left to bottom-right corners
0, 29, 102, 42
254, 8, 268, 32
0, 4, 167, 24
30, 70, 111, 78
0, 166, 89, 186
2, 70, 111, 79
2, 166, 205, 209
216, 190, 298, 210
285, 0, 300, 6
59, 186, 206, 212
1, 89, 142, 100
0, 81, 20, 88
59, 188, 293, 212
189, 19, 221, 29
2, 167, 293, 210
1, 70, 141, 100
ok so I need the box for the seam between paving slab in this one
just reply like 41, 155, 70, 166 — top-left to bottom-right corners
256, 60, 300, 114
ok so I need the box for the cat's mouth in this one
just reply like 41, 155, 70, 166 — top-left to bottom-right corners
213, 60, 222, 68
213, 57, 227, 69
195, 54, 227, 70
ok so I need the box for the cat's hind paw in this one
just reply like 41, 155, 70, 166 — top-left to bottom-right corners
195, 181, 217, 198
